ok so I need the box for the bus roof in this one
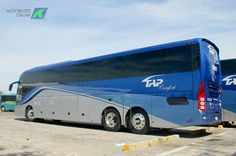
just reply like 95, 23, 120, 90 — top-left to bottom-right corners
221, 58, 236, 62
26, 38, 215, 72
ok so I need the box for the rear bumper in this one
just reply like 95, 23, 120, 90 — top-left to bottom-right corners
192, 98, 222, 125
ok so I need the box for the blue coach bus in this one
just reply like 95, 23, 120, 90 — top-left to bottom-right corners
10, 38, 221, 134
221, 59, 236, 124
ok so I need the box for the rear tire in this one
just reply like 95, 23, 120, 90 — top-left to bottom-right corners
102, 108, 121, 132
128, 109, 150, 134
25, 106, 35, 121
222, 121, 231, 127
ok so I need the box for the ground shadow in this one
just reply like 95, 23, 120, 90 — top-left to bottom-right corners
15, 118, 213, 138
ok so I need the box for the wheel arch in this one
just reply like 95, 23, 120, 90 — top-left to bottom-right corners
25, 105, 33, 111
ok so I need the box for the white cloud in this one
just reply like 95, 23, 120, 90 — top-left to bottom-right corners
0, 0, 236, 93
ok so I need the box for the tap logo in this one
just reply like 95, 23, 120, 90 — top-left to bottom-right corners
222, 75, 236, 86
31, 8, 47, 19
142, 75, 164, 88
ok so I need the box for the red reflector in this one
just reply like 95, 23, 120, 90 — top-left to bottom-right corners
198, 82, 206, 112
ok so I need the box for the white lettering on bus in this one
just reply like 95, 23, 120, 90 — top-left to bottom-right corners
207, 44, 219, 64
142, 75, 164, 88
222, 75, 236, 86
212, 65, 217, 72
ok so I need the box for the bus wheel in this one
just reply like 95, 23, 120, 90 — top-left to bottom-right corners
128, 109, 150, 134
102, 108, 121, 132
25, 106, 35, 121
222, 122, 231, 127
1, 106, 5, 112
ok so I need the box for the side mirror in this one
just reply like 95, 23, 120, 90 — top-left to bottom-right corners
9, 84, 13, 91
9, 81, 20, 91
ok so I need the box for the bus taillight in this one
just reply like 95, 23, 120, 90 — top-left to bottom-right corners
198, 82, 206, 112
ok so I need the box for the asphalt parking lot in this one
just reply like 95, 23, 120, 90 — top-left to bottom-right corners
0, 112, 235, 156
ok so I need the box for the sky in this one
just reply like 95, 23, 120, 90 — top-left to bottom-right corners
0, 0, 236, 93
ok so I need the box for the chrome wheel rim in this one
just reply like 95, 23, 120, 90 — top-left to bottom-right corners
131, 113, 146, 130
105, 112, 117, 128
27, 109, 34, 120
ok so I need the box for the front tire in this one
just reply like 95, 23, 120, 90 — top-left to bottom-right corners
128, 109, 150, 134
1, 106, 5, 112
25, 106, 35, 121
102, 108, 121, 132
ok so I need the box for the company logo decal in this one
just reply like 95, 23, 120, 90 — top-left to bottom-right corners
222, 75, 236, 86
31, 8, 47, 19
142, 75, 163, 88
142, 75, 176, 91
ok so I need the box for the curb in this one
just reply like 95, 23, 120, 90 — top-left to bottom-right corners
171, 126, 216, 136
206, 127, 215, 132
217, 125, 223, 128
188, 127, 216, 135
122, 135, 180, 152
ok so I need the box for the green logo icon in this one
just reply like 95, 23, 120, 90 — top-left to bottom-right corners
31, 8, 47, 19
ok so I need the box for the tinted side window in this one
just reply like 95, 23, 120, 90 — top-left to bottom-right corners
221, 60, 235, 75
192, 44, 200, 71
96, 57, 125, 80
21, 44, 198, 84
51, 57, 125, 82
55, 62, 98, 83
125, 50, 161, 77
21, 70, 48, 84
161, 45, 193, 73
235, 60, 236, 74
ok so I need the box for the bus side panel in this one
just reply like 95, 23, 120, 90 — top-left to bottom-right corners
89, 93, 124, 125
19, 89, 126, 125
222, 74, 236, 122
222, 90, 236, 121
15, 104, 27, 118
30, 90, 78, 121
151, 94, 194, 128
124, 93, 152, 126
